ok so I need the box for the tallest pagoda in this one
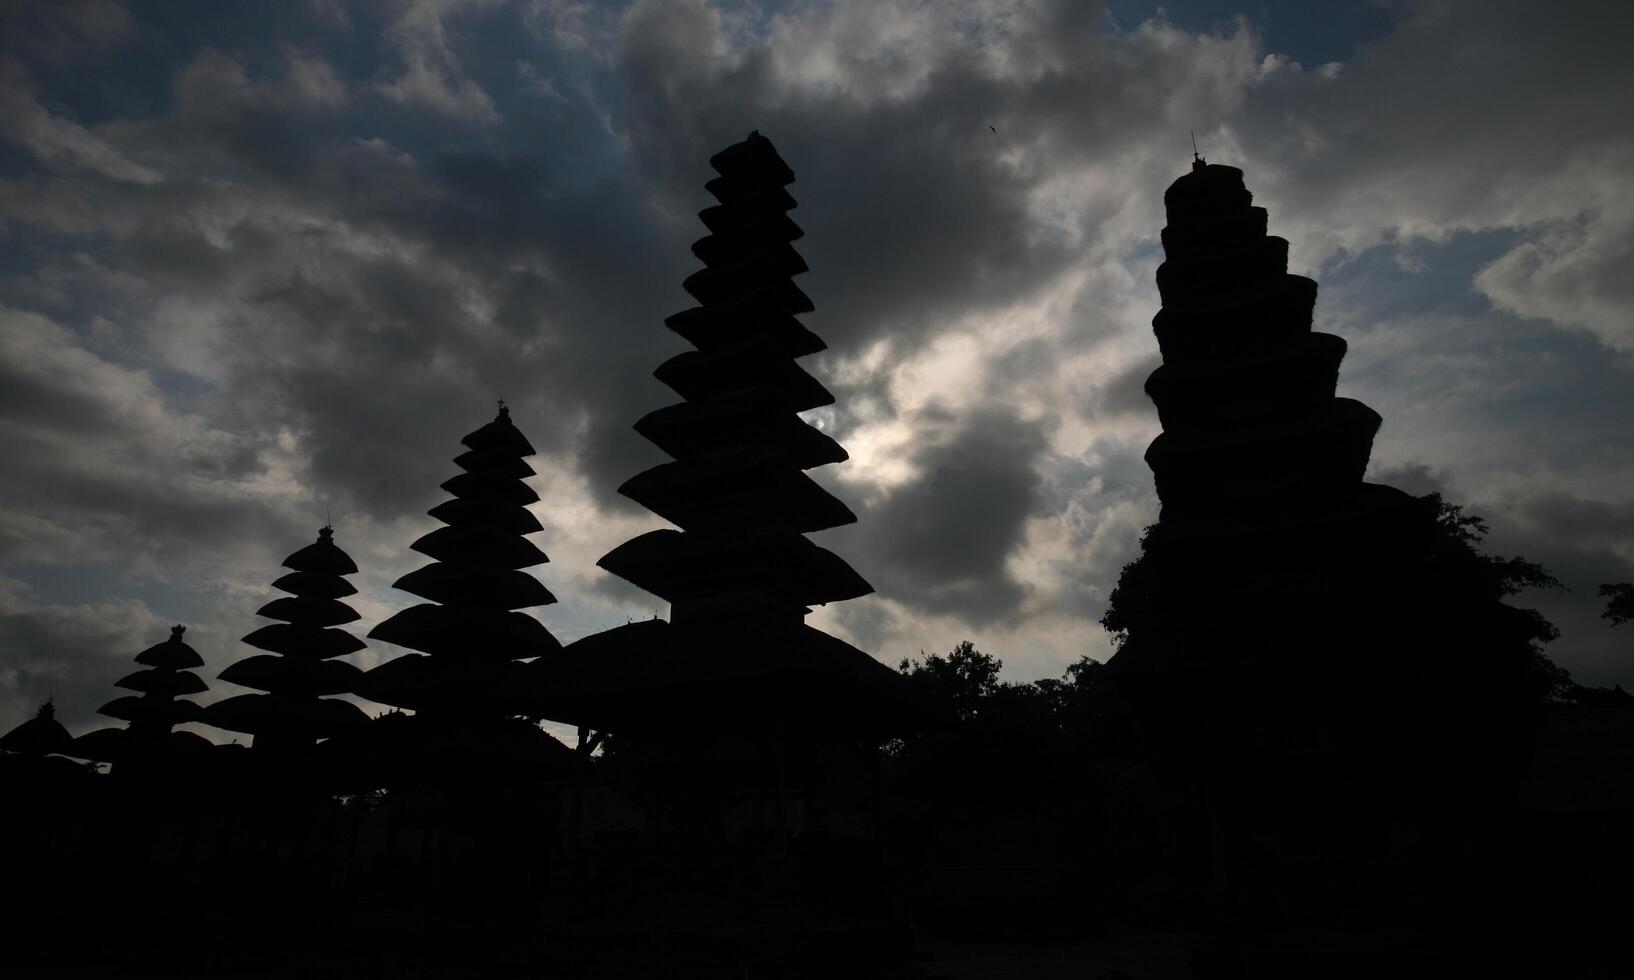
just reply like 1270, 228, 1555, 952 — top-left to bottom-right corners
547, 132, 905, 739
599, 131, 871, 626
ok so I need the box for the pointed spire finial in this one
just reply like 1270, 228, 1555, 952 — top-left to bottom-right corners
1191, 130, 1207, 172
497, 397, 509, 420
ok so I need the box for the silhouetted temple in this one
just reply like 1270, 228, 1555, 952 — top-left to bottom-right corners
203, 531, 369, 751
361, 405, 563, 720
77, 625, 213, 765
1104, 157, 1538, 960
549, 132, 906, 739
0, 700, 74, 757
1143, 159, 1379, 527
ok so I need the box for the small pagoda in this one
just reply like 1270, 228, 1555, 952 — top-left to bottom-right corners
359, 404, 563, 724
1, 700, 75, 757
546, 132, 907, 744
77, 625, 213, 766
203, 529, 369, 753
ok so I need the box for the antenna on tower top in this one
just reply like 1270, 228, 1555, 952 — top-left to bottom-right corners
1190, 130, 1207, 172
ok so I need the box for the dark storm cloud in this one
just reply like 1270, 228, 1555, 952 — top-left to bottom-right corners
1093, 353, 1160, 419
832, 408, 1050, 625
0, 2, 697, 530
0, 585, 165, 735
1513, 492, 1634, 547
606, 0, 1282, 368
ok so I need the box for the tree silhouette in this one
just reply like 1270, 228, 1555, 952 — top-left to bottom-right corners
897, 641, 1000, 722
1105, 492, 1570, 700
1601, 582, 1634, 627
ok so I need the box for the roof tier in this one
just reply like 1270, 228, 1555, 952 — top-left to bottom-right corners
99, 694, 202, 727
535, 619, 914, 737
72, 726, 211, 764
204, 692, 369, 742
134, 627, 206, 669
598, 528, 871, 609
409, 523, 549, 569
367, 603, 562, 660
1145, 332, 1348, 434
634, 393, 846, 468
270, 570, 358, 600
242, 621, 367, 660
427, 495, 544, 535
218, 654, 364, 698
1152, 273, 1317, 365
115, 668, 208, 698
283, 529, 359, 575
453, 447, 536, 479
664, 297, 826, 357
356, 655, 539, 716
618, 449, 856, 534
654, 342, 833, 412
461, 407, 537, 455
394, 562, 558, 610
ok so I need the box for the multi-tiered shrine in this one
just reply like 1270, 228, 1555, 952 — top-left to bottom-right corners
551, 132, 904, 738
204, 530, 369, 752
361, 405, 562, 722
78, 625, 213, 766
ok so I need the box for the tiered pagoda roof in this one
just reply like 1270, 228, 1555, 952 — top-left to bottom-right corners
203, 529, 369, 750
0, 700, 74, 757
596, 131, 871, 625
360, 405, 562, 718
1141, 157, 1381, 526
547, 132, 904, 737
76, 625, 213, 763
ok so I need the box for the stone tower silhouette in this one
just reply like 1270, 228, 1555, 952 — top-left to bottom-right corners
1144, 160, 1380, 527
1103, 159, 1538, 959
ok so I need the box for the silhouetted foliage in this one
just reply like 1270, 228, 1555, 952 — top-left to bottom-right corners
897, 640, 1000, 722
1102, 491, 1572, 700
1602, 582, 1634, 627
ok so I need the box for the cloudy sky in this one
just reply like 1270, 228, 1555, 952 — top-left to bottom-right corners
3, 0, 1631, 737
